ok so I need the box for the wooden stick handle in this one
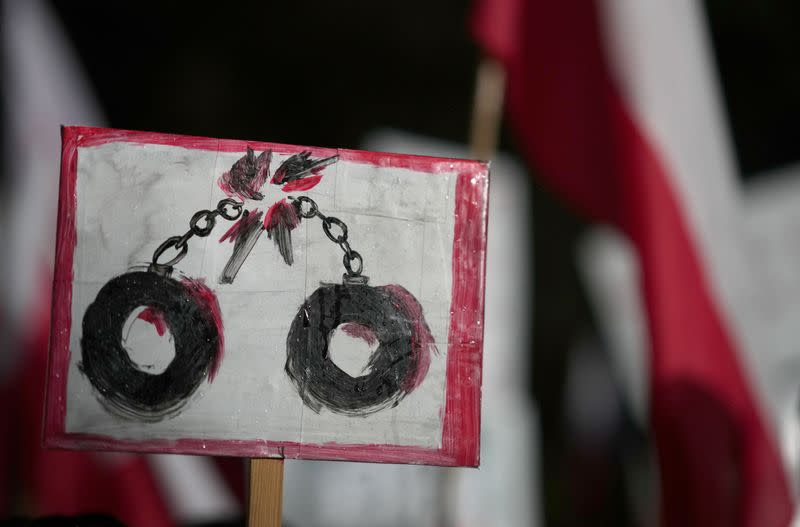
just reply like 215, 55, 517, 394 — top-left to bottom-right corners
248, 458, 284, 527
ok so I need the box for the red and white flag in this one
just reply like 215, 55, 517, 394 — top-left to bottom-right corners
472, 0, 796, 525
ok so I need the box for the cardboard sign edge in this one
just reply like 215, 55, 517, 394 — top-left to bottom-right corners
43, 125, 489, 468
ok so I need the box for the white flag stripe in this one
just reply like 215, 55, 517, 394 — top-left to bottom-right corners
148, 455, 240, 524
578, 227, 648, 424
2, 0, 103, 335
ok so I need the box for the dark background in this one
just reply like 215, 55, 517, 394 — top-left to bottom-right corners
42, 1, 800, 525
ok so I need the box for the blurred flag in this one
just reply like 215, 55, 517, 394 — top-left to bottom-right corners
472, 0, 794, 525
2, 1, 240, 524
580, 165, 800, 527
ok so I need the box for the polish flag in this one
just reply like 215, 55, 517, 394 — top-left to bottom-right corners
472, 0, 795, 525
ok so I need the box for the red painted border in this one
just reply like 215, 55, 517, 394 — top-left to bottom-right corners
44, 126, 488, 467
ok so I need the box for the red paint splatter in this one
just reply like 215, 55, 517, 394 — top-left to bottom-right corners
263, 199, 300, 231
136, 308, 168, 337
383, 285, 437, 392
281, 174, 323, 192
217, 173, 235, 197
340, 322, 378, 347
180, 278, 225, 382
219, 209, 264, 243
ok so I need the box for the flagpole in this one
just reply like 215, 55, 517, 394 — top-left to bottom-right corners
469, 57, 506, 160
248, 458, 284, 527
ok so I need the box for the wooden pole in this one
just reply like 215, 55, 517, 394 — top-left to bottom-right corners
248, 458, 284, 527
469, 57, 506, 160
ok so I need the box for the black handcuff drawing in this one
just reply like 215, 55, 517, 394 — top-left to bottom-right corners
79, 151, 436, 421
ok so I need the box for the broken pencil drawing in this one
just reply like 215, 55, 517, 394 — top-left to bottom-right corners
217, 148, 338, 274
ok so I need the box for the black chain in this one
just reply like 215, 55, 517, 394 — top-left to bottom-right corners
291, 196, 364, 278
150, 198, 243, 273
149, 195, 362, 280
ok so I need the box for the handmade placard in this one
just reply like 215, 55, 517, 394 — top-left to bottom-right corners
45, 126, 487, 467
